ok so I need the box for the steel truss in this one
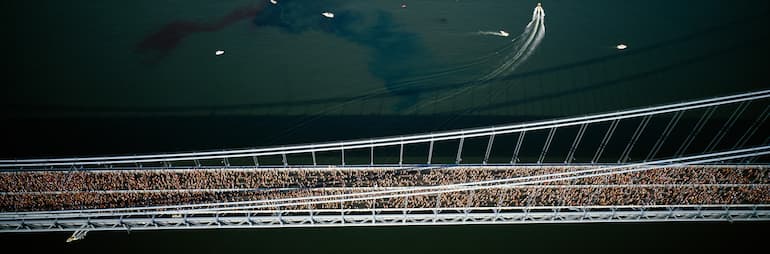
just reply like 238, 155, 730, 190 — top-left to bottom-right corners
1, 89, 768, 169
1, 90, 769, 237
2, 205, 767, 233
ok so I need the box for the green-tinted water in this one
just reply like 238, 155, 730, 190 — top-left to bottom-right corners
3, 0, 769, 251
3, 222, 767, 253
5, 0, 769, 156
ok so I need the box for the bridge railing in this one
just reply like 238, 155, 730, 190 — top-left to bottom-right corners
3, 204, 768, 232
4, 145, 768, 218
1, 89, 768, 169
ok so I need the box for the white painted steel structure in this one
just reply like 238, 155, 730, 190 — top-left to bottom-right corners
1, 147, 769, 234
4, 205, 768, 233
1, 89, 769, 237
0, 89, 768, 169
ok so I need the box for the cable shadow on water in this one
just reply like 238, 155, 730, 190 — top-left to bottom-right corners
427, 32, 766, 130
3, 10, 767, 117
445, 36, 764, 116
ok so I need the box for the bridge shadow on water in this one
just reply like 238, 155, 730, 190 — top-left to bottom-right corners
2, 11, 768, 158
449, 35, 763, 115
0, 114, 545, 158
1, 222, 768, 254
4, 10, 768, 116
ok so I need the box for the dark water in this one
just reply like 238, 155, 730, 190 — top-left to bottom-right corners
3, 0, 770, 251
1, 222, 767, 253
4, 0, 769, 158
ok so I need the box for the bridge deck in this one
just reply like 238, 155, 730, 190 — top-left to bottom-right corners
2, 165, 768, 213
1, 90, 768, 233
3, 205, 769, 233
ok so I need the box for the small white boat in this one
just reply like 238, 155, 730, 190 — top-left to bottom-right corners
322, 12, 335, 18
499, 30, 509, 37
616, 44, 628, 50
269, 0, 278, 5
215, 50, 225, 56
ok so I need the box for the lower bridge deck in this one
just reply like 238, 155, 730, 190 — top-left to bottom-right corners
1, 165, 769, 212
3, 205, 769, 233
1, 165, 769, 233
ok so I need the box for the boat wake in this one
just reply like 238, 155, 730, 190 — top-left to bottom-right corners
480, 3, 546, 81
476, 30, 510, 37
402, 3, 547, 114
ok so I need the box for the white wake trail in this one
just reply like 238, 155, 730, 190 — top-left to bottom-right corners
481, 5, 545, 81
403, 4, 547, 114
504, 6, 545, 74
484, 17, 539, 79
476, 31, 510, 37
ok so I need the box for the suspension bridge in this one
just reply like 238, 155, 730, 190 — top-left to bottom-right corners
1, 89, 769, 241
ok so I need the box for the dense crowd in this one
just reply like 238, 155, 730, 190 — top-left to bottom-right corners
1, 166, 768, 211
2, 166, 768, 192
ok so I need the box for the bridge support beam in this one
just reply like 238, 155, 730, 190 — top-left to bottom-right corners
619, 115, 652, 163
4, 205, 768, 233
565, 124, 588, 164
592, 119, 619, 163
311, 152, 316, 166
511, 131, 526, 164
734, 105, 769, 149
706, 102, 750, 153
646, 111, 684, 161
456, 137, 465, 164
427, 140, 435, 165
483, 134, 495, 165
538, 128, 556, 164
676, 107, 716, 157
